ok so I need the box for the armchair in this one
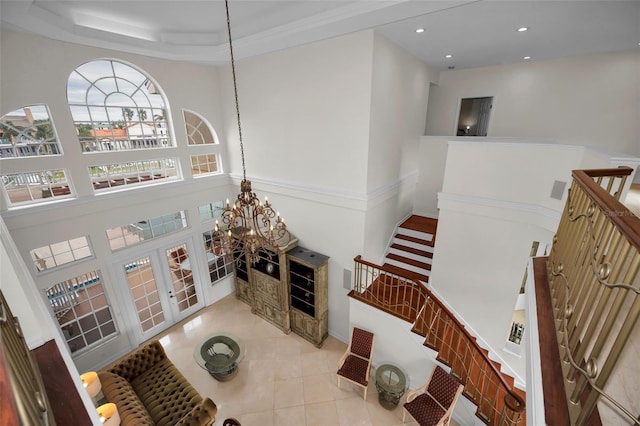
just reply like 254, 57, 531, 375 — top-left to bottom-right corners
402, 365, 463, 426
336, 327, 375, 400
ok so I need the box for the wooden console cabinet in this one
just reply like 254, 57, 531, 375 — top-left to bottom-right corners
233, 238, 298, 334
286, 246, 329, 347
233, 241, 329, 347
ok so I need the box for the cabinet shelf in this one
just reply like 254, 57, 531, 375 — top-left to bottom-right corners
286, 246, 329, 348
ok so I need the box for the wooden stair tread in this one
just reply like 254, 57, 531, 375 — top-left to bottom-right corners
395, 233, 435, 247
390, 243, 434, 258
399, 215, 438, 234
386, 253, 431, 271
381, 263, 429, 282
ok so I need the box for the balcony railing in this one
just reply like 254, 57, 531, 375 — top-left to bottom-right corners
351, 256, 525, 425
547, 167, 640, 425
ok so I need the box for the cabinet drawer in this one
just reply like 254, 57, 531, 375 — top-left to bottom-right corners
253, 270, 282, 306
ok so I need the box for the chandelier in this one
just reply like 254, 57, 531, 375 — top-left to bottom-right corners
214, 0, 290, 265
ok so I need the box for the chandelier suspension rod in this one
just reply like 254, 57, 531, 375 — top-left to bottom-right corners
225, 0, 247, 182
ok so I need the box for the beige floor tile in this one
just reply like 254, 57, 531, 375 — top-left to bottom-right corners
304, 372, 336, 404
274, 355, 302, 380
242, 379, 274, 414
335, 396, 374, 426
366, 396, 407, 426
240, 409, 274, 426
306, 400, 340, 426
274, 405, 307, 426
301, 350, 331, 376
274, 377, 305, 409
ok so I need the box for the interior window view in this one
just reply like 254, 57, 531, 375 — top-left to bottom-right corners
1, 1, 639, 426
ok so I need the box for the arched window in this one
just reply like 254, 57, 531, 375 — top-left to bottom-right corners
67, 59, 171, 152
183, 109, 222, 176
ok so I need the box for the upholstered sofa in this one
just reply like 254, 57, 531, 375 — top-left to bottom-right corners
98, 340, 217, 426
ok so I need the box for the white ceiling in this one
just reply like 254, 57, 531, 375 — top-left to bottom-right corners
1, 0, 638, 71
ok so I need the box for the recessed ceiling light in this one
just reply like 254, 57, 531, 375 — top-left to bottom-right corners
523, 56, 532, 60
415, 28, 425, 33
445, 54, 453, 59
517, 27, 529, 32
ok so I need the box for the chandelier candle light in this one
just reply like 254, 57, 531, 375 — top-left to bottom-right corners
214, 0, 290, 264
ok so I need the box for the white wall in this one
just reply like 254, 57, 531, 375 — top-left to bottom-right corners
425, 49, 640, 156
218, 30, 375, 194
362, 32, 436, 262
428, 141, 596, 380
213, 30, 384, 341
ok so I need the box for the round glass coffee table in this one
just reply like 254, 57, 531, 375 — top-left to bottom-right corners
375, 363, 408, 409
194, 332, 246, 381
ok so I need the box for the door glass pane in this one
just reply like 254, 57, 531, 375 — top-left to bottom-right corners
166, 244, 198, 312
125, 257, 165, 332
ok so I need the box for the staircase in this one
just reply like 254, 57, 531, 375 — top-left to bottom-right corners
383, 215, 436, 283
351, 214, 526, 425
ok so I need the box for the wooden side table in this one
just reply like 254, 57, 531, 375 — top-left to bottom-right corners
375, 363, 408, 409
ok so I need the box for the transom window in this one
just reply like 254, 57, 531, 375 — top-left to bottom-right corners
2, 169, 71, 206
30, 236, 92, 272
106, 210, 188, 251
0, 105, 61, 158
89, 158, 178, 191
190, 154, 219, 176
198, 201, 225, 222
67, 59, 171, 152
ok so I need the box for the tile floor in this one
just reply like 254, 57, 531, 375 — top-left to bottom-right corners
156, 293, 426, 426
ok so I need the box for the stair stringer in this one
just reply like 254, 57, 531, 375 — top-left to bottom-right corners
425, 284, 526, 391
349, 297, 484, 426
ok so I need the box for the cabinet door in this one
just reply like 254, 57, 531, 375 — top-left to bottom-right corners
291, 309, 316, 342
236, 278, 251, 305
254, 297, 289, 331
253, 271, 282, 306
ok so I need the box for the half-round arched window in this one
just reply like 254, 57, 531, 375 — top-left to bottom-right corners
67, 59, 171, 152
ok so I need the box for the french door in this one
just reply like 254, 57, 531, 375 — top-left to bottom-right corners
112, 237, 204, 344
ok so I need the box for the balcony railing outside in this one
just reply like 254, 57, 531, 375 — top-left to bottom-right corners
351, 256, 525, 425
547, 167, 640, 425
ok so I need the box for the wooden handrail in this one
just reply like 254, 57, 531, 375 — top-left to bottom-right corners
580, 166, 633, 178
351, 255, 525, 423
353, 255, 429, 292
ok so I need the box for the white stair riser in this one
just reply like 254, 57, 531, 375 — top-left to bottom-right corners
398, 228, 433, 241
392, 237, 435, 253
388, 248, 433, 264
385, 258, 430, 277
